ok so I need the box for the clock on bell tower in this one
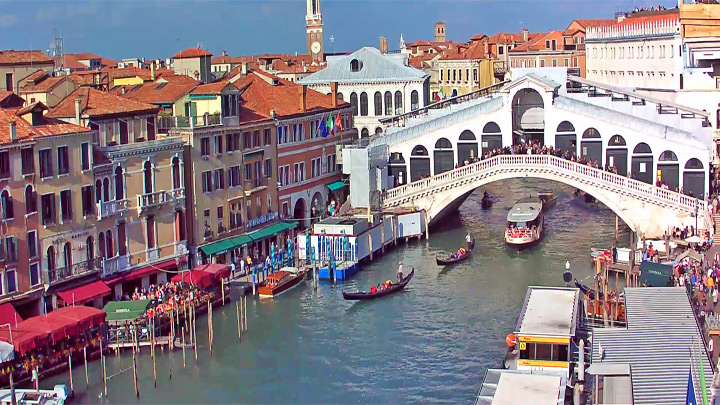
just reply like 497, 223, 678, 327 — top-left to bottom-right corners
306, 0, 324, 64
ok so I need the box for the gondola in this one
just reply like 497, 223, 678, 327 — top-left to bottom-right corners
481, 192, 493, 209
436, 239, 475, 265
342, 269, 415, 301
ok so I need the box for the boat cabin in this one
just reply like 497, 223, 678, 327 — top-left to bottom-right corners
505, 197, 543, 242
508, 286, 581, 377
264, 271, 292, 287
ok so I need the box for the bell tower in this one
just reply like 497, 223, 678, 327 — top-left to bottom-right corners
306, 0, 324, 64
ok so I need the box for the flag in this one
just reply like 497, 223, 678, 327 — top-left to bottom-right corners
435, 93, 441, 102
699, 355, 709, 405
687, 370, 698, 405
320, 118, 327, 138
435, 89, 444, 102
335, 113, 342, 131
327, 112, 334, 135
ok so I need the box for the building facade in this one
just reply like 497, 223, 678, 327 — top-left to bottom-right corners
306, 0, 324, 64
0, 50, 55, 93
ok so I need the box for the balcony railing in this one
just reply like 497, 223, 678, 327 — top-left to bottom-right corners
146, 248, 159, 262
157, 114, 222, 131
102, 255, 130, 278
244, 177, 268, 192
137, 188, 185, 213
96, 199, 129, 220
48, 257, 103, 285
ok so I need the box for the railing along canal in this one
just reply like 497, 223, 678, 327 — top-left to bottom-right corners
384, 155, 708, 217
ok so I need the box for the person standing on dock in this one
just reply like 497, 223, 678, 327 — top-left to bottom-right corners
397, 261, 404, 282
465, 233, 472, 250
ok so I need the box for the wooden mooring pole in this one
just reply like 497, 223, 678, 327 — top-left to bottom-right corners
193, 306, 198, 363
243, 295, 248, 331
236, 301, 242, 340
181, 327, 186, 368
100, 336, 107, 397
68, 353, 74, 396
152, 316, 157, 388
83, 346, 88, 390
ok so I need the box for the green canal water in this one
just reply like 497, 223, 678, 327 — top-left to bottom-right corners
43, 179, 628, 404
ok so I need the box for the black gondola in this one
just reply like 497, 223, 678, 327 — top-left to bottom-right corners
436, 239, 475, 265
342, 269, 415, 301
481, 192, 493, 209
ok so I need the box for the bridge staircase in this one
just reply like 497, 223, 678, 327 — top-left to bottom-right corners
714, 213, 720, 244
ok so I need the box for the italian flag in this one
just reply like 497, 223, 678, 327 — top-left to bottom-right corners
435, 90, 444, 102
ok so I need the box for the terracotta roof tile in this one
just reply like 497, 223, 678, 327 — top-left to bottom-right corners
173, 48, 212, 59
0, 106, 91, 144
233, 70, 348, 123
15, 101, 48, 116
120, 81, 199, 104
48, 87, 159, 118
71, 53, 117, 67
190, 81, 237, 95
0, 91, 25, 108
20, 70, 48, 84
0, 50, 53, 66
510, 31, 567, 53
19, 75, 67, 94
61, 54, 88, 70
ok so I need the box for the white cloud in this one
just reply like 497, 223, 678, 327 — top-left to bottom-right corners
0, 14, 18, 27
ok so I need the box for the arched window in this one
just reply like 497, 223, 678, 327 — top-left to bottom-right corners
95, 179, 102, 203
361, 128, 369, 138
608, 135, 626, 146
0, 190, 12, 220
411, 90, 419, 110
582, 128, 601, 138
24, 185, 36, 214
483, 122, 501, 134
86, 236, 94, 261
172, 157, 181, 189
337, 93, 344, 101
102, 178, 110, 202
659, 150, 678, 161
412, 145, 429, 156
435, 138, 452, 149
143, 161, 153, 194
685, 158, 704, 170
375, 127, 383, 135
106, 230, 114, 257
374, 92, 382, 116
46, 245, 55, 276
459, 130, 476, 140
350, 59, 361, 72
115, 166, 124, 200
360, 92, 368, 116
632, 143, 652, 154
384, 92, 392, 115
63, 242, 72, 269
349, 93, 358, 116
556, 121, 575, 132
98, 232, 106, 259
394, 91, 403, 115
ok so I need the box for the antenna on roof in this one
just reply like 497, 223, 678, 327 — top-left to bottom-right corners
52, 28, 64, 76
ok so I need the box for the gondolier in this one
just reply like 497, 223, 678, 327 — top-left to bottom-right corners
465, 233, 473, 249
398, 261, 404, 282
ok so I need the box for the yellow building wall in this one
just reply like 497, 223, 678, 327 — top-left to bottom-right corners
479, 60, 495, 88
113, 76, 145, 87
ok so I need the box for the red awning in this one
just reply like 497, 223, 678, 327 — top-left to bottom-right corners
50, 306, 106, 330
170, 270, 215, 289
122, 258, 181, 282
0, 303, 22, 328
19, 315, 79, 343
57, 281, 111, 305
0, 328, 48, 356
195, 263, 231, 281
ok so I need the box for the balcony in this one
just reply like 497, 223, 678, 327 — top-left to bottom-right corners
102, 255, 130, 278
493, 61, 508, 75
96, 199, 129, 220
136, 188, 185, 214
48, 257, 103, 285
175, 241, 188, 256
244, 177, 268, 193
157, 114, 222, 131
146, 247, 159, 262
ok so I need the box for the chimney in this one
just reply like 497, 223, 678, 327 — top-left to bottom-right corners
379, 37, 388, 54
330, 82, 338, 108
484, 40, 489, 58
222, 50, 227, 57
523, 28, 529, 42
299, 85, 307, 113
241, 62, 248, 76
151, 63, 156, 81
8, 122, 16, 142
75, 96, 82, 124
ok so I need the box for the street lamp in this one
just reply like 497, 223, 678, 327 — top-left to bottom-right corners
563, 260, 573, 287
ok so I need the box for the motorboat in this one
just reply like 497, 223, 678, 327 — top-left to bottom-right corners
258, 267, 306, 298
537, 191, 556, 210
481, 192, 493, 209
504, 197, 544, 247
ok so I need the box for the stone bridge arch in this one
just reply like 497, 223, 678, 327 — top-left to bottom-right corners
512, 88, 544, 145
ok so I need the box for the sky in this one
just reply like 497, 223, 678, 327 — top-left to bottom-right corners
1, 0, 680, 60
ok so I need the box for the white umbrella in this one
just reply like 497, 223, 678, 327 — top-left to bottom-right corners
685, 236, 702, 243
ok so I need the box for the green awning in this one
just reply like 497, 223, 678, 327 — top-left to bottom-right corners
248, 221, 298, 241
638, 261, 674, 287
199, 239, 235, 256
327, 181, 345, 191
230, 235, 252, 247
103, 300, 152, 322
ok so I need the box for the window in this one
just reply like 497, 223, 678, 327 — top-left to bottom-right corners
172, 157, 181, 189
452, 69, 456, 82
4, 269, 16, 294
350, 93, 358, 116
499, 46, 504, 55
244, 163, 252, 181
200, 137, 210, 157
81, 185, 93, 216
373, 92, 382, 116
60, 190, 72, 222
311, 157, 321, 178
264, 128, 271, 146
384, 92, 392, 115
233, 133, 241, 151
573, 57, 578, 67
39, 149, 52, 178
4, 237, 16, 264
228, 166, 241, 187
540, 60, 546, 67
217, 206, 224, 234
81, 143, 90, 171
0, 151, 9, 180
473, 69, 478, 82
175, 210, 186, 241
440, 69, 444, 82
115, 166, 124, 200
552, 59, 557, 67
670, 44, 674, 58
327, 154, 336, 173
214, 168, 224, 190
57, 146, 69, 175
359, 92, 368, 116
551, 39, 556, 50
143, 161, 153, 194
25, 185, 36, 214
350, 59, 361, 72
0, 190, 11, 220
411, 90, 419, 110
202, 171, 213, 193
29, 263, 40, 286
215, 135, 223, 154
27, 231, 37, 259
293, 162, 305, 183
279, 165, 290, 186
4, 73, 12, 93
264, 158, 272, 178
253, 130, 261, 147
458, 69, 462, 82
226, 133, 233, 152
146, 215, 156, 249
545, 40, 550, 49
394, 91, 403, 115
203, 209, 211, 236
21, 147, 34, 175
564, 58, 569, 67
243, 132, 251, 149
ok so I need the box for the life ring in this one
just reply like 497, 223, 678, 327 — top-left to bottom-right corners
506, 333, 517, 347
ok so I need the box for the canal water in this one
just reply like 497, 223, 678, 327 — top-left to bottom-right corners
44, 179, 628, 404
